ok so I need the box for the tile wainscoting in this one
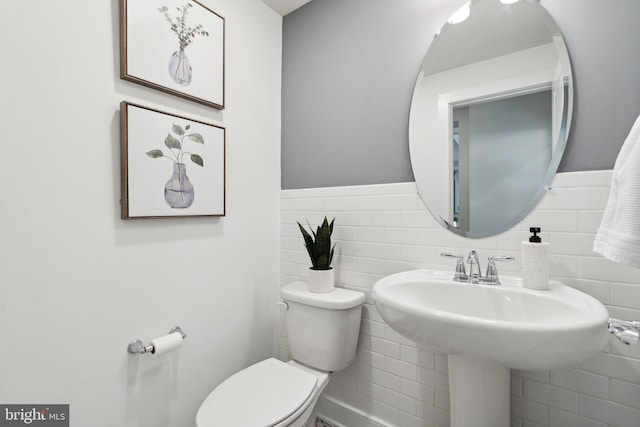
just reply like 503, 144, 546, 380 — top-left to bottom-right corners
280, 170, 640, 427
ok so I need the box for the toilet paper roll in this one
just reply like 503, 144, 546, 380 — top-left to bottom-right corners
150, 332, 183, 355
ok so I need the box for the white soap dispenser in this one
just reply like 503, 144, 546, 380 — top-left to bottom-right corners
521, 227, 550, 290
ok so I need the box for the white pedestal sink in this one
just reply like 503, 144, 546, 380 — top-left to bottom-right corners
372, 269, 609, 427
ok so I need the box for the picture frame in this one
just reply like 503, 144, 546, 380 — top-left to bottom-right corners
120, 101, 226, 219
120, 0, 225, 109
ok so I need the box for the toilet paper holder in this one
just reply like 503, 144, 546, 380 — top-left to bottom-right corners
127, 326, 187, 355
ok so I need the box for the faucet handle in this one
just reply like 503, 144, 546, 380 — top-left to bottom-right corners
485, 255, 515, 285
441, 252, 463, 259
440, 253, 468, 282
490, 255, 516, 262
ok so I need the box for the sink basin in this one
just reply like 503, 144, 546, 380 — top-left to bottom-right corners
372, 269, 609, 427
372, 269, 608, 370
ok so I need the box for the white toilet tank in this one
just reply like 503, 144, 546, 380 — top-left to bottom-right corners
281, 282, 365, 372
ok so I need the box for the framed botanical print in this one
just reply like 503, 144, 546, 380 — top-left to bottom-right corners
120, 0, 225, 109
120, 101, 226, 219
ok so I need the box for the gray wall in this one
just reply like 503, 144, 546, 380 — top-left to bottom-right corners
281, 0, 640, 189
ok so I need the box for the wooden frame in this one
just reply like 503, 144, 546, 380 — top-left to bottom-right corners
120, 0, 225, 109
120, 101, 226, 219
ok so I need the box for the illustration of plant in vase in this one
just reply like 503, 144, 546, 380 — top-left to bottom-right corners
158, 3, 209, 86
146, 124, 204, 209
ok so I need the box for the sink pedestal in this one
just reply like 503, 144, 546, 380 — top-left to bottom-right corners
448, 355, 510, 427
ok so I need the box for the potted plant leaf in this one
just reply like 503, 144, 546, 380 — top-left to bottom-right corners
298, 217, 336, 293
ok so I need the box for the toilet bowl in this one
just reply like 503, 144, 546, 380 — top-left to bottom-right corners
196, 358, 328, 427
196, 282, 365, 427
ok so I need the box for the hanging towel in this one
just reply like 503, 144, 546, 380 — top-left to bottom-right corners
593, 114, 640, 268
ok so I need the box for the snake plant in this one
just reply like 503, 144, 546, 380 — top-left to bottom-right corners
297, 217, 336, 270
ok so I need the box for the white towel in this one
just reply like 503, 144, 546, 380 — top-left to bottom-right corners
593, 114, 640, 268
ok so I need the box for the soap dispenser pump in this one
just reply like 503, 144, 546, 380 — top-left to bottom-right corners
521, 227, 550, 290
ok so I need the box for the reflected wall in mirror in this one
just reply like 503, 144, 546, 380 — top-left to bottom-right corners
409, 0, 572, 238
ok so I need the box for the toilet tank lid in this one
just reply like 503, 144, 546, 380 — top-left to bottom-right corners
281, 282, 365, 309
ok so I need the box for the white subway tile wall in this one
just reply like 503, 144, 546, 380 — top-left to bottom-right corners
280, 171, 640, 427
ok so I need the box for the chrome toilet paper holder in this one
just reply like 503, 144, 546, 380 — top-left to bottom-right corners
127, 326, 187, 355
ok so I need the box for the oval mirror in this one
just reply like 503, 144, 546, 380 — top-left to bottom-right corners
409, 0, 572, 238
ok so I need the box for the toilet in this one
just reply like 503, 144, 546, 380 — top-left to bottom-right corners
196, 281, 366, 427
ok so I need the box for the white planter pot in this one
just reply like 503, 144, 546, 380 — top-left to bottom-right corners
307, 268, 335, 293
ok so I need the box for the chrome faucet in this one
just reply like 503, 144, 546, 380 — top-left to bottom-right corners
467, 250, 482, 282
441, 251, 515, 285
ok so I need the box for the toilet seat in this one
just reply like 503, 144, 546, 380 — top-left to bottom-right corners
196, 358, 319, 427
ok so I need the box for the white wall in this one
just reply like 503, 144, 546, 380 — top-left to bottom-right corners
0, 1, 282, 426
281, 171, 640, 427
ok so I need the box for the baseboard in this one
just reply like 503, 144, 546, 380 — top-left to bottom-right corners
314, 395, 387, 427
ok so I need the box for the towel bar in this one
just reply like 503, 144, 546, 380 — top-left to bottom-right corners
608, 318, 640, 346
